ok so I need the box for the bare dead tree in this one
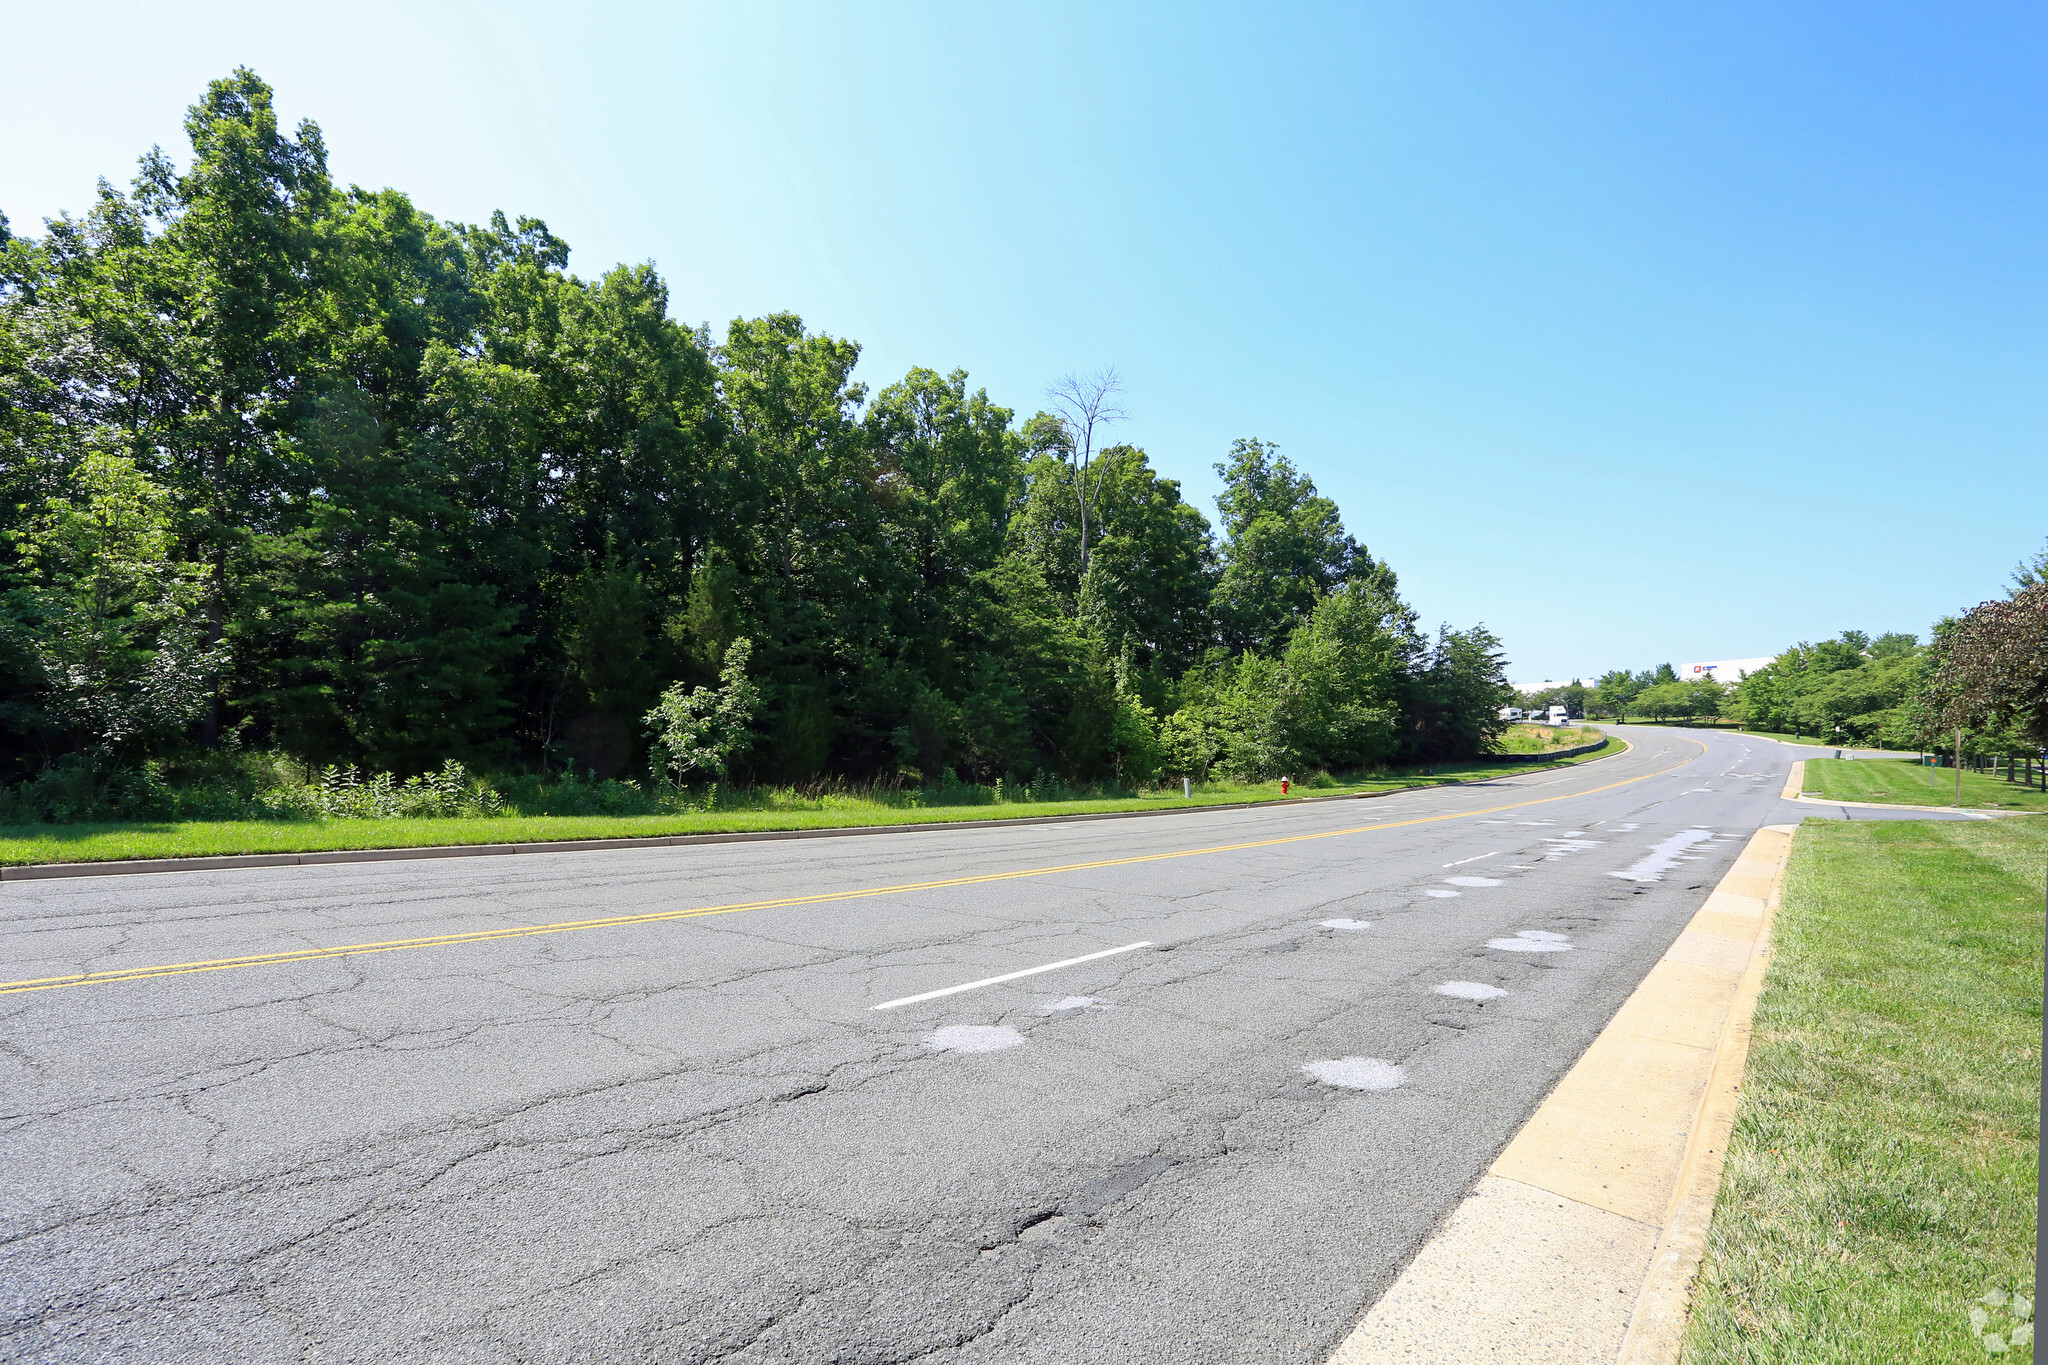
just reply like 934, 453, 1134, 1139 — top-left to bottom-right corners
1044, 366, 1128, 580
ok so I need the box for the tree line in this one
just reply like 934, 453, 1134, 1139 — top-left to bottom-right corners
0, 71, 1514, 819
1532, 543, 2047, 764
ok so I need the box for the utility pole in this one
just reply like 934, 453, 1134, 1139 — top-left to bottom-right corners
1955, 726, 1963, 807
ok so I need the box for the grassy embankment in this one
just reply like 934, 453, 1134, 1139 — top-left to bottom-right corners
1683, 817, 2043, 1362
0, 738, 1625, 866
1494, 723, 1606, 753
1802, 757, 2048, 814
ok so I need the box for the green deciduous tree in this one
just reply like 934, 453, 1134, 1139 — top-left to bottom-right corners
5, 451, 221, 755
0, 70, 1535, 810
1404, 625, 1513, 760
1726, 632, 1925, 743
1211, 438, 1368, 653
1591, 669, 1642, 720
1011, 443, 1215, 682
645, 638, 762, 786
1633, 682, 1691, 723
1274, 579, 1415, 770
1686, 676, 1726, 723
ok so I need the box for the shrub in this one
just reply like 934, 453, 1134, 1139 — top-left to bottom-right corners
269, 761, 507, 820
0, 755, 510, 824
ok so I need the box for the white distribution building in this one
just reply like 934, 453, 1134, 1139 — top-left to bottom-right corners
1510, 656, 1778, 694
1677, 657, 1775, 682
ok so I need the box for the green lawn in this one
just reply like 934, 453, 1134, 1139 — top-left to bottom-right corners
1612, 724, 1903, 747
1685, 727, 1900, 747
1611, 718, 1744, 730
1682, 817, 2043, 1363
1802, 757, 2048, 813
0, 740, 1623, 866
1731, 728, 1838, 746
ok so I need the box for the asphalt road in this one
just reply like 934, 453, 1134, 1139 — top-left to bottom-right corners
0, 727, 1978, 1364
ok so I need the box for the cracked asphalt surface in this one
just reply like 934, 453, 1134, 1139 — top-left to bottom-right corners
0, 727, 1976, 1363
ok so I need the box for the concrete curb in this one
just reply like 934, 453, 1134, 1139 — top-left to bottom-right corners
1613, 828, 1790, 1363
1788, 795, 2009, 816
1, 741, 1633, 882
1325, 821, 1795, 1364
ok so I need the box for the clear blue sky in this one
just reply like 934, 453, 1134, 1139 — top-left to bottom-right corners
7, 1, 2042, 683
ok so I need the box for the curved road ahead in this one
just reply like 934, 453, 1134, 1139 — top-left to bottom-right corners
0, 727, 1974, 1363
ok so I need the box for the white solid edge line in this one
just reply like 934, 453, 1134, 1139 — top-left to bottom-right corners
871, 941, 1155, 1011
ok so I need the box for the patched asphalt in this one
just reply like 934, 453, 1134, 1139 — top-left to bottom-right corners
0, 728, 1974, 1363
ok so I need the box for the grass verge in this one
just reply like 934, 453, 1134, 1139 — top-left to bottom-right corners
1730, 729, 1844, 746
1682, 816, 2043, 1363
1494, 722, 1607, 754
0, 739, 1625, 866
1803, 757, 2048, 813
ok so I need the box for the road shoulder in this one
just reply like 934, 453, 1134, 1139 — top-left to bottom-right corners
1326, 823, 1795, 1364
0, 741, 1635, 881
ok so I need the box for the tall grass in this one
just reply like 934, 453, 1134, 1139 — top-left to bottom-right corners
0, 750, 1368, 827
0, 743, 1622, 864
1492, 723, 1605, 754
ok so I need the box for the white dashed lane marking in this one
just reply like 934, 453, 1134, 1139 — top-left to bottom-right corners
1442, 852, 1500, 868
872, 940, 1154, 1011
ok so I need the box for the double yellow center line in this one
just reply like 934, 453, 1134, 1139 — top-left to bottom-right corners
2, 742, 1699, 998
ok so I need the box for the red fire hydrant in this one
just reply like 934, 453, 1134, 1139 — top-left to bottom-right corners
1280, 777, 1291, 795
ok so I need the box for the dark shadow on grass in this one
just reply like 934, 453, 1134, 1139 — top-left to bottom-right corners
0, 812, 343, 844
0, 822, 192, 842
